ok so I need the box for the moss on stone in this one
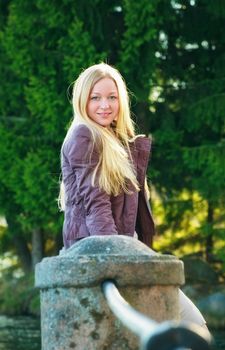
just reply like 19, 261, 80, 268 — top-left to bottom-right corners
69, 341, 76, 348
90, 330, 100, 340
73, 322, 79, 330
79, 297, 89, 307
90, 309, 104, 323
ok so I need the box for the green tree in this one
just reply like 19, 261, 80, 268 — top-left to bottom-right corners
0, 0, 106, 270
150, 0, 225, 263
0, 0, 224, 274
0, 0, 159, 271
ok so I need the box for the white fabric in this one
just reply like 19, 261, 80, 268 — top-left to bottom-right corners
179, 289, 206, 326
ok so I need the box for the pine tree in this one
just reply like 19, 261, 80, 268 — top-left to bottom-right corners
150, 0, 225, 262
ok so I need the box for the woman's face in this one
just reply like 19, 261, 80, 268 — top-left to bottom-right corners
87, 77, 119, 127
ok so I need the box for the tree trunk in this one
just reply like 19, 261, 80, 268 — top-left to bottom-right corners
133, 101, 150, 134
6, 215, 32, 273
32, 228, 44, 269
205, 201, 214, 262
13, 234, 32, 273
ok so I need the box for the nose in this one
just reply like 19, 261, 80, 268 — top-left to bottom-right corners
100, 98, 109, 109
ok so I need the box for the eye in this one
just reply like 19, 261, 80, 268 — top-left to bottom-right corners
90, 96, 100, 101
109, 96, 117, 100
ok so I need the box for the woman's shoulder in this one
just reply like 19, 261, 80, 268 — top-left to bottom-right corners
70, 123, 93, 140
62, 124, 97, 161
64, 124, 94, 147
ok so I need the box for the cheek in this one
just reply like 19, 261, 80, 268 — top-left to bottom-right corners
87, 102, 95, 115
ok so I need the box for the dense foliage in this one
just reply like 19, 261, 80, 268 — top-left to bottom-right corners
0, 0, 224, 274
149, 1, 225, 265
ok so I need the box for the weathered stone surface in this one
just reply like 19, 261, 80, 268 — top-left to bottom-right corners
182, 256, 219, 284
0, 316, 41, 350
197, 291, 225, 329
35, 235, 184, 288
35, 235, 184, 350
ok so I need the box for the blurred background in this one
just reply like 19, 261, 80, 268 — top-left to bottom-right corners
0, 0, 224, 349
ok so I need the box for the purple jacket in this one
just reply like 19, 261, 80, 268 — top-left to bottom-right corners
61, 125, 155, 249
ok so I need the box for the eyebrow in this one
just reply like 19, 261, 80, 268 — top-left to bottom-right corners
90, 91, 118, 95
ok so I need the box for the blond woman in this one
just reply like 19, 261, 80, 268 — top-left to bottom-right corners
60, 63, 208, 331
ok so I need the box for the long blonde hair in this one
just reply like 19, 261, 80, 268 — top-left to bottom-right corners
60, 63, 140, 209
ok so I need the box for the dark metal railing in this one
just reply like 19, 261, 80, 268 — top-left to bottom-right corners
102, 280, 213, 350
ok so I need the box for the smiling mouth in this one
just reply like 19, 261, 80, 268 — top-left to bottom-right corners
98, 112, 111, 117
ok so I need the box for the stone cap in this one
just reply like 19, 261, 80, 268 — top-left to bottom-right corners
35, 235, 184, 289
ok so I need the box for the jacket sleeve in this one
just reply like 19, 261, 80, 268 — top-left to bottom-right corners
133, 136, 155, 247
136, 189, 155, 247
63, 125, 118, 236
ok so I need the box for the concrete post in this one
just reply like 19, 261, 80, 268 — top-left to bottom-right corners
35, 235, 184, 350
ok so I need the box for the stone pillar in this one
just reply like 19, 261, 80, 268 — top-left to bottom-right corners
35, 235, 184, 350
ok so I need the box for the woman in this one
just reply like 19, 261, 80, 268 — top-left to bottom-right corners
60, 62, 208, 330
60, 62, 155, 248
